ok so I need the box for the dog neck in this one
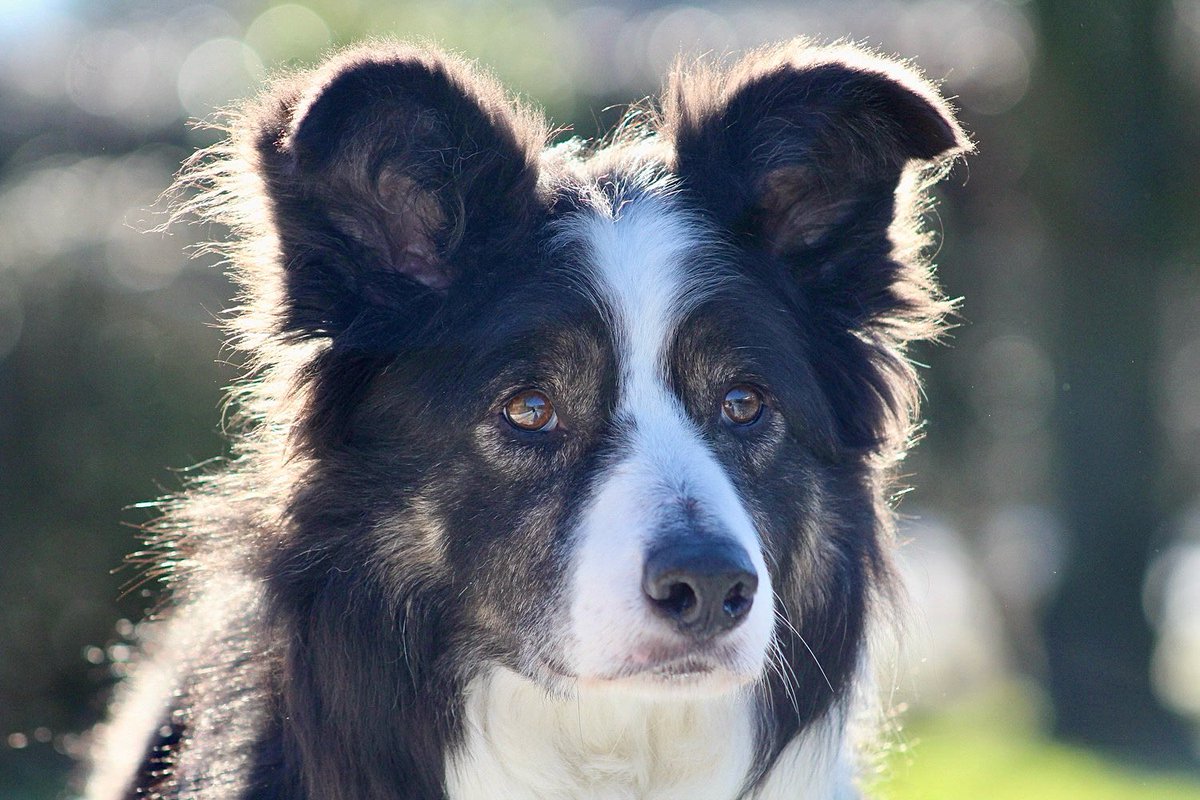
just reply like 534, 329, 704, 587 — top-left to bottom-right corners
444, 668, 853, 800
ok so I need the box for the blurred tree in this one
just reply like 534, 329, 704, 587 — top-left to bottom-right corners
1032, 0, 1196, 762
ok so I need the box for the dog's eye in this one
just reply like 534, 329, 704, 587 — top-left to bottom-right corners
503, 389, 558, 432
722, 385, 764, 426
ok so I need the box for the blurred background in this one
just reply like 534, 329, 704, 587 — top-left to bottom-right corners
2, 0, 1199, 798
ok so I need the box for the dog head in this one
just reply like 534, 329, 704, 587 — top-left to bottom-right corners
225, 42, 966, 706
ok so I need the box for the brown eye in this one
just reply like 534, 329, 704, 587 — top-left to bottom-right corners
722, 385, 764, 425
503, 389, 558, 432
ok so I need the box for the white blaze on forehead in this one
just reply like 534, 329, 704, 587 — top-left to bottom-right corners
572, 192, 702, 393
562, 185, 774, 681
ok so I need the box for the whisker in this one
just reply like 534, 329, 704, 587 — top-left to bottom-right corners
773, 595, 836, 697
770, 622, 806, 709
767, 638, 801, 718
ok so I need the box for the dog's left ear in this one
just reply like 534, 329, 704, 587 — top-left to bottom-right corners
665, 44, 970, 451
666, 44, 969, 259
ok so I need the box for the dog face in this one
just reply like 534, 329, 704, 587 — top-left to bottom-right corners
545, 187, 777, 692
241, 43, 965, 709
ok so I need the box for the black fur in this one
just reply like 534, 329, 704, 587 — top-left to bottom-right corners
667, 47, 964, 451
88, 40, 967, 800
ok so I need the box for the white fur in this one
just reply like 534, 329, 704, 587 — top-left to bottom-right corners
447, 667, 755, 800
563, 188, 774, 686
86, 572, 267, 800
446, 669, 855, 800
85, 645, 179, 800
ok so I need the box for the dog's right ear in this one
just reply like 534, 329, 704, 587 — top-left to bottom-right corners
250, 44, 546, 340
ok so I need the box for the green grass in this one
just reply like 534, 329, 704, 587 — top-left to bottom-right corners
875, 689, 1200, 800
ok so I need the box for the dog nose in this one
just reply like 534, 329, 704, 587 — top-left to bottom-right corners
642, 541, 758, 639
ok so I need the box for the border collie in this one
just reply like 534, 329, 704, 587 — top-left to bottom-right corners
86, 39, 967, 800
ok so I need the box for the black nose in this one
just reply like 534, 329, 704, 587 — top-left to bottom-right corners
642, 541, 758, 639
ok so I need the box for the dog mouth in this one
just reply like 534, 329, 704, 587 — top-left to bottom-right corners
538, 643, 752, 687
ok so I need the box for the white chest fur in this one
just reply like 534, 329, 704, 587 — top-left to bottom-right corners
444, 669, 855, 800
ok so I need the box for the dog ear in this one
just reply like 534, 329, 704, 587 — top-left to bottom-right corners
250, 44, 546, 340
665, 43, 970, 451
666, 43, 967, 258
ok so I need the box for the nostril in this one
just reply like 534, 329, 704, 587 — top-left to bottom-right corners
651, 580, 699, 621
722, 581, 754, 620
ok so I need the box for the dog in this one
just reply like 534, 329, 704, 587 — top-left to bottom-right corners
85, 39, 967, 800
